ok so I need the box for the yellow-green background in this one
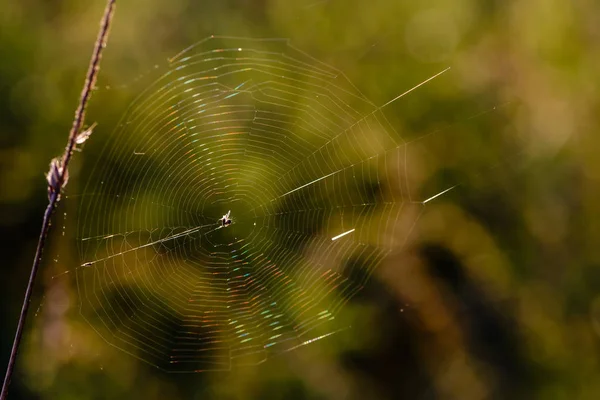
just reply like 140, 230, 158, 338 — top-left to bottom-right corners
2, 0, 600, 399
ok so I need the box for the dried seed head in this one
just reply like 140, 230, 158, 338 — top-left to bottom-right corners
46, 157, 69, 199
75, 122, 97, 145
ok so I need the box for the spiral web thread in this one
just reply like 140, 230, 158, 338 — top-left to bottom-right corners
72, 36, 458, 372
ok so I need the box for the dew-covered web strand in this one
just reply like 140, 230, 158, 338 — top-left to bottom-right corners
80, 222, 221, 266
64, 36, 500, 372
260, 66, 451, 204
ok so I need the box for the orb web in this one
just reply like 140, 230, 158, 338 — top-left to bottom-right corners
74, 36, 453, 372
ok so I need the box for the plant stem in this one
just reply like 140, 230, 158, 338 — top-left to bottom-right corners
1, 1, 116, 398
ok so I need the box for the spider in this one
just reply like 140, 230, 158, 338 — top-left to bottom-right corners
220, 210, 232, 227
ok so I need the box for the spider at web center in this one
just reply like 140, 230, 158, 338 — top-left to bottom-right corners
220, 210, 232, 227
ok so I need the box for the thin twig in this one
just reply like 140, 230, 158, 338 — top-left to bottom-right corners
1, 1, 116, 398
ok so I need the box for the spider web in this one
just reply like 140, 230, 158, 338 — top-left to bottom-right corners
65, 36, 506, 372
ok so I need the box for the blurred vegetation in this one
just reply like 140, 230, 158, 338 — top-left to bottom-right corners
2, 0, 600, 399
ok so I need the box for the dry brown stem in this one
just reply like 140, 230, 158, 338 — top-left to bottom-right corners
1, 1, 116, 398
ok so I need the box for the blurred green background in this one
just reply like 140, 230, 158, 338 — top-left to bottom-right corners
2, 0, 600, 399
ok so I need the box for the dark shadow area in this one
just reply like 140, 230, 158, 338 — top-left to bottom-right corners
420, 243, 543, 398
